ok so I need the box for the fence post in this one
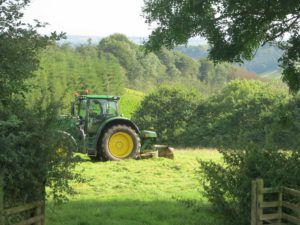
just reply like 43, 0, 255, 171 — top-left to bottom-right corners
277, 187, 283, 223
41, 201, 45, 225
256, 179, 264, 225
34, 204, 42, 225
0, 171, 4, 225
41, 182, 46, 225
251, 180, 258, 225
34, 182, 46, 225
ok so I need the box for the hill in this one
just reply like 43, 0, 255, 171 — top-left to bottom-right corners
176, 44, 283, 76
60, 35, 207, 46
57, 34, 283, 79
25, 33, 270, 112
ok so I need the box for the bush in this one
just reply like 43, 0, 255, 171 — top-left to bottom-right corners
200, 146, 300, 225
271, 95, 300, 149
186, 80, 289, 148
0, 0, 79, 208
198, 81, 300, 225
132, 85, 203, 146
0, 97, 80, 207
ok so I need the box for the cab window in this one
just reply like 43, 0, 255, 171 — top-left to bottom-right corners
107, 101, 118, 116
89, 99, 103, 118
78, 99, 87, 118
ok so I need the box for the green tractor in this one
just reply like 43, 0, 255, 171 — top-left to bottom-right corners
57, 93, 173, 161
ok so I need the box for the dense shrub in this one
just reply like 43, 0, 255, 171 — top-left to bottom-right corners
197, 81, 300, 225
0, 0, 80, 209
133, 80, 292, 148
272, 95, 300, 149
0, 95, 81, 208
132, 80, 300, 225
185, 80, 289, 148
132, 85, 203, 146
200, 146, 300, 225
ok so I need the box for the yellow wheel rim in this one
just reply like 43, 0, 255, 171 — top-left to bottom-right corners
108, 132, 134, 158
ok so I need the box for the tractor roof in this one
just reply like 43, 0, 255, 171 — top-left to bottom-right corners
79, 95, 120, 100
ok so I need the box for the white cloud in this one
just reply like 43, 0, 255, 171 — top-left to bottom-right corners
23, 0, 153, 37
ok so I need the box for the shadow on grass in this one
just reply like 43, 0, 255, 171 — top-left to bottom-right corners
46, 199, 219, 225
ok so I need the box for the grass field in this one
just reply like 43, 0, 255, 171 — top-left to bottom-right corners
46, 149, 221, 225
119, 89, 145, 118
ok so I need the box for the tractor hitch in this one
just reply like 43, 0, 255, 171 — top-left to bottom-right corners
139, 145, 174, 160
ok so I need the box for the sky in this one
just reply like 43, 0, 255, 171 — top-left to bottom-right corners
23, 0, 153, 37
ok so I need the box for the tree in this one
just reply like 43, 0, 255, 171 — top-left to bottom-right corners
143, 0, 300, 92
0, 0, 78, 208
26, 44, 126, 113
188, 80, 300, 225
0, 0, 62, 102
133, 85, 203, 145
185, 80, 288, 148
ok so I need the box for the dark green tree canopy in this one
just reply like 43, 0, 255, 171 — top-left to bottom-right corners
143, 0, 300, 92
0, 0, 77, 206
0, 0, 63, 102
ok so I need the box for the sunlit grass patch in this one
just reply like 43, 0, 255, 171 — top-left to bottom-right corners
46, 149, 221, 225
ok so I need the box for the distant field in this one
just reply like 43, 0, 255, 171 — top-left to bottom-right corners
260, 70, 282, 80
119, 88, 145, 118
46, 149, 221, 225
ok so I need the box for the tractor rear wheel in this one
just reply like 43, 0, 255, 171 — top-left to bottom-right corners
55, 131, 77, 160
101, 125, 140, 161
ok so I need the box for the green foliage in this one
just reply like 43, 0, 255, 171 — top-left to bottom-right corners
186, 80, 289, 148
132, 86, 203, 145
271, 94, 300, 150
1, 98, 80, 207
280, 35, 300, 94
97, 34, 265, 94
134, 80, 290, 148
98, 34, 145, 82
25, 33, 265, 108
198, 58, 266, 89
176, 45, 209, 59
0, 1, 62, 102
200, 146, 300, 225
98, 33, 160, 91
143, 0, 300, 92
25, 44, 125, 113
196, 81, 300, 225
177, 44, 282, 75
0, 0, 79, 208
98, 34, 206, 91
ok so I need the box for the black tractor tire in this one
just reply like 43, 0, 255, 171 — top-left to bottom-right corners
89, 153, 107, 162
101, 125, 141, 161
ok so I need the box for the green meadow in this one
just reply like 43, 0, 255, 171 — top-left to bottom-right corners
46, 149, 221, 225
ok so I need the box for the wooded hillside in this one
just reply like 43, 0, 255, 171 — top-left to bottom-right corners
26, 33, 267, 113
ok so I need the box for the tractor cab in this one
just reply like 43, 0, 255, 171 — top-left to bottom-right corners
74, 94, 120, 127
72, 94, 122, 147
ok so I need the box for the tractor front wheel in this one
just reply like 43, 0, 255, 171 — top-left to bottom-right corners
101, 125, 141, 161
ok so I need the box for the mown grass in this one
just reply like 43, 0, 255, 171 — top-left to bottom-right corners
46, 149, 221, 225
